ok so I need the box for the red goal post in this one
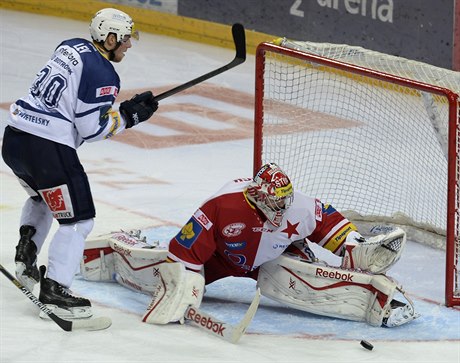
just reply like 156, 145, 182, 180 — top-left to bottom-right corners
253, 40, 460, 307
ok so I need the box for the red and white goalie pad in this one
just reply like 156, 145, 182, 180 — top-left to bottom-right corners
80, 230, 167, 294
257, 254, 418, 327
341, 227, 407, 273
142, 262, 205, 325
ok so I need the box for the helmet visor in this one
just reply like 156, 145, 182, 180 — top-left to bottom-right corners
130, 25, 139, 40
121, 26, 139, 42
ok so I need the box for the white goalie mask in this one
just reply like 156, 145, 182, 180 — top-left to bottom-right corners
246, 163, 294, 227
89, 8, 139, 43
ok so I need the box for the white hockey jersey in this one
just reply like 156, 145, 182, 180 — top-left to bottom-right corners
7, 38, 125, 149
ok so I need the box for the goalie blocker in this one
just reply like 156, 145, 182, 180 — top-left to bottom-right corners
80, 228, 419, 328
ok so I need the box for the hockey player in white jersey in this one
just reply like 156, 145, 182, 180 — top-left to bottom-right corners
2, 8, 158, 319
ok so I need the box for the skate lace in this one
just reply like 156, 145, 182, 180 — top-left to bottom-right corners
58, 286, 84, 300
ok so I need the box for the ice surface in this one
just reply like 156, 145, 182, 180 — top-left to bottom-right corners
0, 9, 458, 363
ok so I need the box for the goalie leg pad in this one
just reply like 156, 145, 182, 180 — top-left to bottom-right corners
80, 236, 116, 282
257, 255, 417, 327
81, 231, 168, 295
109, 232, 167, 294
365, 274, 399, 326
142, 262, 205, 325
341, 227, 407, 273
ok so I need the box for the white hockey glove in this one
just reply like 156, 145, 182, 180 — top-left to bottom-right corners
341, 227, 406, 273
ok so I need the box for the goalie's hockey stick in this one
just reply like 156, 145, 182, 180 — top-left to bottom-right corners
154, 23, 246, 101
0, 263, 112, 331
184, 288, 260, 344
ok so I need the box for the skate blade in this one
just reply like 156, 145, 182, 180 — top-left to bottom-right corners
39, 304, 93, 320
15, 263, 39, 291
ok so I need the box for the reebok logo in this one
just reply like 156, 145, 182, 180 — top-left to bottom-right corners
112, 233, 137, 246
316, 267, 353, 282
186, 308, 226, 336
112, 242, 132, 257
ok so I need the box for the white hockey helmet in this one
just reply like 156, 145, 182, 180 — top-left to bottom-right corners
89, 8, 139, 43
246, 163, 294, 227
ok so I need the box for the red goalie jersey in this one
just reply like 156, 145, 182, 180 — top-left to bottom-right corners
167, 177, 358, 285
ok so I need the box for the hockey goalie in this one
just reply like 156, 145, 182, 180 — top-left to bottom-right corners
81, 163, 420, 328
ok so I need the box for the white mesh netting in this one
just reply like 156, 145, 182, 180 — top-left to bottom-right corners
256, 39, 460, 251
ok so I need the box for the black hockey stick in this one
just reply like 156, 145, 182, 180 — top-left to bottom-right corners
0, 263, 111, 331
154, 23, 246, 101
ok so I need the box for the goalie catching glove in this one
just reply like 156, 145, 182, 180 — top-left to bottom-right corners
341, 227, 406, 273
119, 91, 158, 128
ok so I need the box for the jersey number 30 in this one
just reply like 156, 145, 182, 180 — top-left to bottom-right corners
31, 66, 67, 110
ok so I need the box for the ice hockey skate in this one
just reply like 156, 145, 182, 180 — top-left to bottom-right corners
382, 298, 420, 327
15, 225, 40, 291
39, 266, 92, 320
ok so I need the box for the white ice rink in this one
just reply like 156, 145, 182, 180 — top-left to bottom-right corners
1, 9, 459, 363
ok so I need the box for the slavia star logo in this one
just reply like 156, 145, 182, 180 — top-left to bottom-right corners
282, 220, 300, 238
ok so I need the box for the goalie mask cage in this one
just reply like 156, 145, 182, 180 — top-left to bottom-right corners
253, 40, 460, 307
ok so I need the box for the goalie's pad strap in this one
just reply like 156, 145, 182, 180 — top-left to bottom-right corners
142, 262, 205, 325
257, 255, 399, 326
81, 236, 116, 282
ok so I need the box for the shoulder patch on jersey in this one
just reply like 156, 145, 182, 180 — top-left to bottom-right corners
315, 199, 323, 221
193, 209, 212, 230
322, 203, 337, 216
174, 217, 203, 249
96, 86, 118, 98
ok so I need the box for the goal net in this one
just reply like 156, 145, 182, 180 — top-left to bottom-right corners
253, 39, 460, 307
